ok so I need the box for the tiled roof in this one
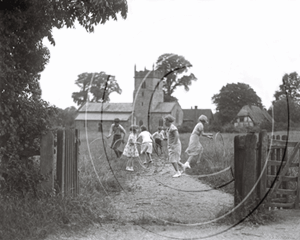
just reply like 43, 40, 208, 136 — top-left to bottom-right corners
78, 102, 133, 112
182, 109, 214, 122
152, 102, 177, 113
75, 113, 132, 121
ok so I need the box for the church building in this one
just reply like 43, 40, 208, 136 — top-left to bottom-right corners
75, 66, 183, 133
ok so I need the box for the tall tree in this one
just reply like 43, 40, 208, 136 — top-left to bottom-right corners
272, 72, 300, 124
274, 72, 300, 103
72, 72, 122, 106
155, 53, 197, 102
270, 98, 300, 124
0, 0, 128, 194
212, 83, 263, 124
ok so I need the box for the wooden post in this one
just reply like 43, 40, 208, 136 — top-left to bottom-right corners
56, 129, 65, 197
234, 135, 244, 206
243, 133, 258, 209
40, 131, 54, 193
257, 130, 268, 206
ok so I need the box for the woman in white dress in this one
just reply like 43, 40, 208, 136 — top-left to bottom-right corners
183, 115, 213, 171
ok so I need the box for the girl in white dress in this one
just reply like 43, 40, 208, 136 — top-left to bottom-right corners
183, 115, 213, 171
123, 125, 139, 171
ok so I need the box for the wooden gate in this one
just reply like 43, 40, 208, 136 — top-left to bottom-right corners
266, 135, 300, 209
56, 128, 80, 197
234, 130, 300, 213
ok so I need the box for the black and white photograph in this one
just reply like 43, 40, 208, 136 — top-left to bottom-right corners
1, 0, 300, 239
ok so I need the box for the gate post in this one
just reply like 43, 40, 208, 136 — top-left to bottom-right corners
40, 131, 54, 193
257, 130, 268, 206
56, 129, 65, 197
234, 133, 258, 218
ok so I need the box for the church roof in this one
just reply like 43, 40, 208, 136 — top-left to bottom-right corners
152, 102, 179, 113
78, 102, 133, 112
75, 112, 132, 121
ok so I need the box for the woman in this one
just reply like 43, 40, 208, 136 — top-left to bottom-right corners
164, 114, 184, 178
183, 115, 213, 171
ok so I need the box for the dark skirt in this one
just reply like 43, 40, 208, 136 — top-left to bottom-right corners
111, 134, 122, 150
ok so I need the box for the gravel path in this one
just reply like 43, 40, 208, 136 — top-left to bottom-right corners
110, 162, 234, 225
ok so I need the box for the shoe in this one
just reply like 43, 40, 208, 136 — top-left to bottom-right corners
149, 160, 153, 164
126, 166, 129, 171
143, 161, 147, 164
172, 171, 181, 178
130, 167, 134, 172
185, 162, 191, 169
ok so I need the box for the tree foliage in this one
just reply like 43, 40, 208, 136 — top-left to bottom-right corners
272, 72, 300, 125
212, 83, 263, 124
0, 0, 128, 195
72, 72, 122, 106
155, 53, 197, 102
274, 72, 300, 103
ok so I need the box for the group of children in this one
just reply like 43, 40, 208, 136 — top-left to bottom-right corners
106, 113, 212, 178
107, 118, 165, 172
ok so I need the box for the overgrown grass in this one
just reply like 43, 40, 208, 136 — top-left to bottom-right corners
0, 192, 114, 240
179, 132, 235, 195
0, 131, 129, 240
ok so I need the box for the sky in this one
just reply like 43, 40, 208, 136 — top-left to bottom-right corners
40, 0, 300, 113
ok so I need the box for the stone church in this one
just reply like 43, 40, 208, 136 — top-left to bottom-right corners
75, 66, 183, 133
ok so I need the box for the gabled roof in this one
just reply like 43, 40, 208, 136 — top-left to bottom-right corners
182, 109, 214, 122
78, 102, 133, 112
152, 102, 179, 113
235, 105, 273, 123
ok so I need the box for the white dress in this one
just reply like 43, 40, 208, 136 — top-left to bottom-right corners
185, 122, 204, 156
123, 133, 139, 157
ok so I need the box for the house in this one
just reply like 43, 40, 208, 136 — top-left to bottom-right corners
182, 107, 214, 125
75, 66, 183, 133
233, 105, 273, 128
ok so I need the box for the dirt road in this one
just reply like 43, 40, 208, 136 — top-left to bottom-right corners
46, 161, 300, 240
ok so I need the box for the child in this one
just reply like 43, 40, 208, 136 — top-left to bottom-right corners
164, 114, 184, 178
123, 125, 139, 171
106, 118, 126, 158
152, 126, 164, 155
137, 125, 154, 164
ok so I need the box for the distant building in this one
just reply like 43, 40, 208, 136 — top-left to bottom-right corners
233, 105, 273, 128
75, 66, 183, 133
182, 106, 214, 125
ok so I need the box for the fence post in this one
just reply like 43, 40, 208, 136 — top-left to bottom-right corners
257, 130, 268, 206
40, 131, 54, 193
234, 133, 258, 218
56, 129, 65, 197
243, 133, 258, 208
234, 135, 244, 207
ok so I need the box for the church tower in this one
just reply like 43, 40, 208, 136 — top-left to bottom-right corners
133, 65, 164, 128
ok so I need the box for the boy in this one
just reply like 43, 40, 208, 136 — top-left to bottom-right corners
137, 125, 155, 164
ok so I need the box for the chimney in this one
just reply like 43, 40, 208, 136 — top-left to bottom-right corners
195, 106, 198, 109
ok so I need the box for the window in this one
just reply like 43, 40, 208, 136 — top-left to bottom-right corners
141, 102, 143, 106
142, 91, 144, 97
139, 120, 143, 126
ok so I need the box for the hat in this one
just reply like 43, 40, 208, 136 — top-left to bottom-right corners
198, 115, 209, 124
164, 114, 175, 122
114, 118, 120, 123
